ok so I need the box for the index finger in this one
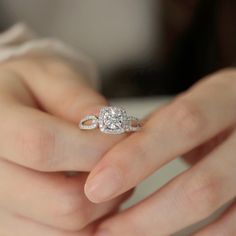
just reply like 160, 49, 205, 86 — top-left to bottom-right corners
85, 69, 236, 202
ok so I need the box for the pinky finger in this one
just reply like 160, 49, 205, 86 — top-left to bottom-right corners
193, 199, 236, 236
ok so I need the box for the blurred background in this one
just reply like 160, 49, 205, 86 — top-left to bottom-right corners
0, 0, 235, 97
0, 0, 235, 235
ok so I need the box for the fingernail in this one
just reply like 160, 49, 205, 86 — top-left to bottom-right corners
94, 229, 110, 236
85, 166, 123, 202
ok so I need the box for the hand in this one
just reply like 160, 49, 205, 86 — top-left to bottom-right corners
0, 54, 130, 235
85, 68, 236, 236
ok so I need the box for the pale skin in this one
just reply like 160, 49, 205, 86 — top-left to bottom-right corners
1, 53, 236, 236
84, 68, 236, 236
0, 54, 132, 236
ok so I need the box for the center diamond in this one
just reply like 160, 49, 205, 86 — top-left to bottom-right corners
99, 107, 127, 134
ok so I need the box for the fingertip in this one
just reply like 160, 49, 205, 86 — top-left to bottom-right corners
84, 165, 124, 203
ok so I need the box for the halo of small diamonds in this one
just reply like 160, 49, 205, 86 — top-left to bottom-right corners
99, 106, 128, 134
79, 106, 141, 134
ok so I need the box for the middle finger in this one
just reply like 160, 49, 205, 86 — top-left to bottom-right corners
85, 71, 236, 202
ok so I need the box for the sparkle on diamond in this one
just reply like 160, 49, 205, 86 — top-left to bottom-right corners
99, 107, 127, 134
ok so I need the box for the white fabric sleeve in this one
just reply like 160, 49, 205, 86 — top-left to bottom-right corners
0, 23, 100, 89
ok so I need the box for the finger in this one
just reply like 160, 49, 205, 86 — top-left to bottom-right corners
2, 54, 107, 122
193, 200, 236, 236
0, 100, 127, 171
0, 208, 95, 236
85, 69, 236, 202
183, 127, 233, 165
94, 130, 236, 236
0, 158, 131, 231
0, 69, 126, 171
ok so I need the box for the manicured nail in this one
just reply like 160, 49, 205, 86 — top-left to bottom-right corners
94, 229, 110, 236
85, 166, 123, 202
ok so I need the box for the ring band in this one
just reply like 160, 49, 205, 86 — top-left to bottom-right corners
79, 106, 141, 134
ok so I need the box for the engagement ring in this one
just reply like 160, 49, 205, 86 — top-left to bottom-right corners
79, 106, 141, 134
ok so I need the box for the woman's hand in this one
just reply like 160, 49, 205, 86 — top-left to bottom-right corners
85, 68, 236, 236
0, 54, 129, 235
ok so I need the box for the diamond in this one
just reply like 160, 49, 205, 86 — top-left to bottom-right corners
99, 106, 128, 134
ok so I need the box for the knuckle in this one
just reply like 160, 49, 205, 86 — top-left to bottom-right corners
182, 173, 222, 220
171, 97, 206, 140
17, 122, 56, 170
42, 56, 76, 78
